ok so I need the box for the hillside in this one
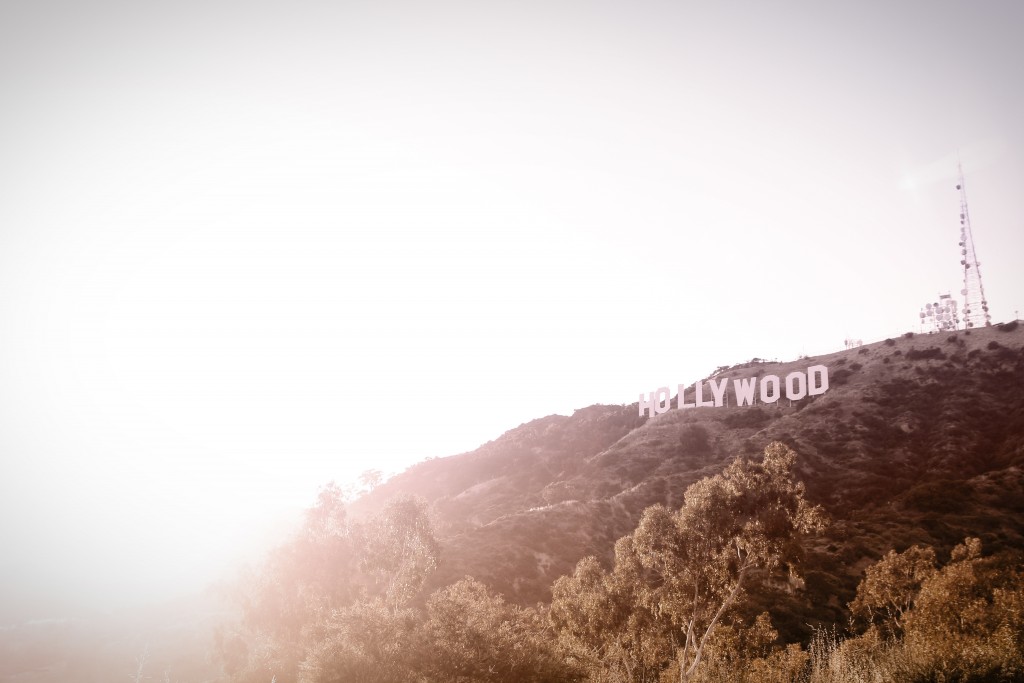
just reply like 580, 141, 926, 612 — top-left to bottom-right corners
351, 322, 1024, 639
7, 323, 1019, 683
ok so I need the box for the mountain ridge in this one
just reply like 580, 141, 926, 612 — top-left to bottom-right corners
350, 322, 1024, 639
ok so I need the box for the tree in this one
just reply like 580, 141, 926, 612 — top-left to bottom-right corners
420, 577, 578, 682
216, 483, 360, 682
550, 542, 672, 682
628, 442, 825, 681
685, 612, 810, 683
299, 599, 418, 683
358, 495, 440, 612
297, 496, 440, 683
216, 491, 439, 683
849, 544, 937, 636
551, 443, 824, 682
822, 537, 1024, 681
358, 469, 383, 494
902, 537, 1024, 678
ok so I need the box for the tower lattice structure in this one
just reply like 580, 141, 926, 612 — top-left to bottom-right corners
956, 165, 991, 328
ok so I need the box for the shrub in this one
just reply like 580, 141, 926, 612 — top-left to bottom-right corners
997, 320, 1019, 332
905, 347, 946, 361
723, 407, 771, 429
679, 424, 712, 456
902, 480, 971, 513
831, 368, 853, 385
805, 539, 1024, 683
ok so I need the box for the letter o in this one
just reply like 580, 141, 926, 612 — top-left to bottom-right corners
655, 386, 671, 414
760, 375, 780, 403
785, 371, 807, 400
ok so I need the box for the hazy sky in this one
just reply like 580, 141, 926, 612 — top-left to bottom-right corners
1, 0, 1022, 620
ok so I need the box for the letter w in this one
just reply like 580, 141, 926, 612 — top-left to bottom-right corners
733, 377, 756, 407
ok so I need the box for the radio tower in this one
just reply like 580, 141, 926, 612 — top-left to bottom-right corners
956, 164, 991, 328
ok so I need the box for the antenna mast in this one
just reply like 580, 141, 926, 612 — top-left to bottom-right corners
956, 165, 991, 327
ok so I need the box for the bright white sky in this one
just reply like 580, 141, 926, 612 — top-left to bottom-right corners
1, 0, 1022, 621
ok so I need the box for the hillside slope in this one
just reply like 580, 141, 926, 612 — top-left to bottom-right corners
351, 322, 1024, 638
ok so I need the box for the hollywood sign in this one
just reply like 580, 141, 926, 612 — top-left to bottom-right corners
639, 365, 830, 418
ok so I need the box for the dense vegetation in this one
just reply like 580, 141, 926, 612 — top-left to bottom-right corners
346, 326, 1024, 628
211, 327, 1024, 682
215, 442, 1024, 682
214, 487, 574, 682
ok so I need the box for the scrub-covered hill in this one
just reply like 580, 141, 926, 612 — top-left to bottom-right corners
351, 322, 1024, 637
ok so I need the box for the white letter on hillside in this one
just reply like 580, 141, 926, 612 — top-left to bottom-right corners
785, 371, 807, 400
733, 377, 756, 406
760, 375, 781, 404
639, 391, 656, 417
655, 386, 671, 414
695, 381, 714, 407
678, 383, 695, 409
708, 378, 728, 407
807, 365, 830, 396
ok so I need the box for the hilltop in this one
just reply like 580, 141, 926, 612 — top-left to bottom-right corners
350, 322, 1024, 639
